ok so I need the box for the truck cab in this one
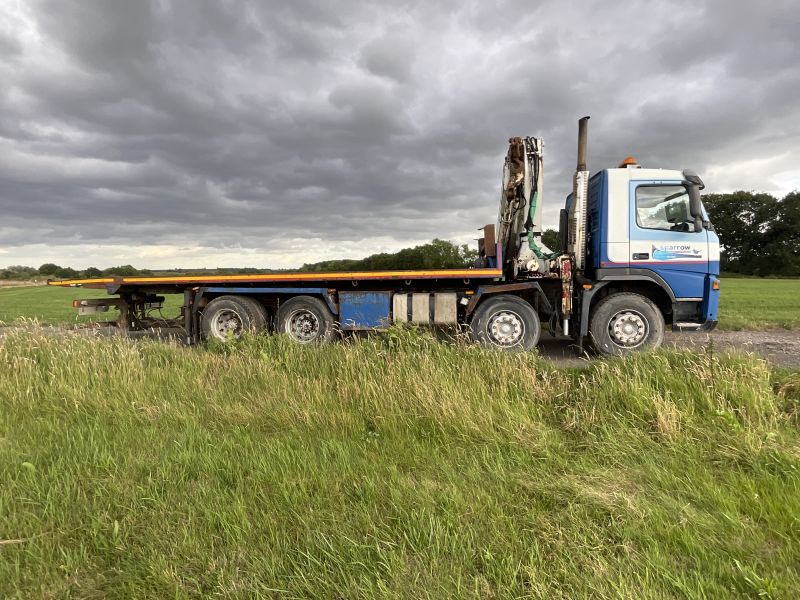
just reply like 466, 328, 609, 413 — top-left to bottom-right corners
577, 163, 720, 347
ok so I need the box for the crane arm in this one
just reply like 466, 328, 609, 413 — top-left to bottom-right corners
496, 136, 549, 274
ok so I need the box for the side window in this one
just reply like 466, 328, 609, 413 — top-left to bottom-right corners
635, 185, 694, 232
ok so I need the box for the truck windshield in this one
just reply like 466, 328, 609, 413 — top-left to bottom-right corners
635, 185, 696, 232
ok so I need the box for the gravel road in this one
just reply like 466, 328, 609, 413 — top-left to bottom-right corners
538, 330, 800, 368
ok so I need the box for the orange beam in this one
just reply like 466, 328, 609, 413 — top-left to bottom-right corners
48, 267, 503, 287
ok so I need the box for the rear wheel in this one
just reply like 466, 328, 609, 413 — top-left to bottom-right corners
276, 296, 335, 344
589, 292, 664, 356
238, 296, 269, 332
201, 295, 266, 341
470, 295, 541, 351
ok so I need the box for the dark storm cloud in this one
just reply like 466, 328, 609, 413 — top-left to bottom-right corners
1, 0, 798, 267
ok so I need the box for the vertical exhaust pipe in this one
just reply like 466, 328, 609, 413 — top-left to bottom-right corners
576, 116, 590, 172
563, 116, 590, 337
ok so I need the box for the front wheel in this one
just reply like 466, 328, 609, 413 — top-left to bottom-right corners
470, 295, 541, 351
589, 292, 664, 356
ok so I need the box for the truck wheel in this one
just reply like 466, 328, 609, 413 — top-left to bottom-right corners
237, 296, 269, 332
470, 295, 540, 351
276, 296, 334, 344
589, 292, 664, 356
201, 295, 266, 341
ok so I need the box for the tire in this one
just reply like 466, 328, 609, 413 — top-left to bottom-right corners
470, 295, 541, 351
276, 296, 335, 344
237, 296, 269, 332
589, 292, 664, 356
200, 295, 267, 341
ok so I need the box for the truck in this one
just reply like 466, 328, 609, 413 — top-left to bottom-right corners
49, 117, 720, 356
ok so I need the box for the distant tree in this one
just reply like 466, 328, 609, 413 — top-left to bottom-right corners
541, 228, 561, 253
103, 265, 140, 276
83, 267, 103, 277
756, 191, 800, 276
0, 265, 39, 280
703, 191, 778, 273
460, 243, 479, 266
1, 265, 39, 279
38, 263, 61, 275
703, 190, 799, 276
54, 267, 79, 278
300, 239, 478, 272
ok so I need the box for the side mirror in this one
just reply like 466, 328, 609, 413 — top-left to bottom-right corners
688, 186, 703, 232
682, 169, 705, 191
683, 169, 705, 232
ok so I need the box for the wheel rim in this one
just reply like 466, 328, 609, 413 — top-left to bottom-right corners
210, 309, 243, 339
486, 310, 525, 347
608, 310, 648, 348
286, 309, 320, 343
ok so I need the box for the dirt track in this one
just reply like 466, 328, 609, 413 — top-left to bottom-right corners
538, 330, 800, 368
1, 325, 799, 369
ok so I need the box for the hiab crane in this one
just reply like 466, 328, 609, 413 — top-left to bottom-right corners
49, 117, 720, 356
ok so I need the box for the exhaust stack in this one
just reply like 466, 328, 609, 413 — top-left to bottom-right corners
562, 117, 590, 336
567, 116, 590, 271
576, 116, 589, 172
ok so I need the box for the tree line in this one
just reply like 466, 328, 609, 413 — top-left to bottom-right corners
298, 239, 478, 272
703, 191, 799, 276
0, 264, 155, 280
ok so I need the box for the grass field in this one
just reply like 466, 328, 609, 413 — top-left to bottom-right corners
0, 285, 183, 326
717, 279, 800, 330
1, 278, 797, 330
0, 329, 798, 597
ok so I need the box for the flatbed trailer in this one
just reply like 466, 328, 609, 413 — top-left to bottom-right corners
49, 247, 562, 349
48, 118, 720, 355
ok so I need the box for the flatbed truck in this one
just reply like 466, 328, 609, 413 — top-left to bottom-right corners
49, 118, 720, 356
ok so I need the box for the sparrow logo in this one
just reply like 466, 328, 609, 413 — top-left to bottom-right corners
651, 244, 703, 261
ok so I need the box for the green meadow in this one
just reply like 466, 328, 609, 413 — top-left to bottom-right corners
0, 330, 798, 598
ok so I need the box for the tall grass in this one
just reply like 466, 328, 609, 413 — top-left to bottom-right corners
1, 329, 798, 598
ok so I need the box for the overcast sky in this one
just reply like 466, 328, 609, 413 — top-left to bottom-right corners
1, 0, 798, 269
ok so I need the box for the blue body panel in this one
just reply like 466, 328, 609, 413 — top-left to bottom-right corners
339, 291, 392, 330
586, 171, 607, 275
702, 276, 720, 321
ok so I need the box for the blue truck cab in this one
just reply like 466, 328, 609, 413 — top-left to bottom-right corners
576, 164, 720, 347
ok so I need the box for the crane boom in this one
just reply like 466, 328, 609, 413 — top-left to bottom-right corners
496, 136, 548, 275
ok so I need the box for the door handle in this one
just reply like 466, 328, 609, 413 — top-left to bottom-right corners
632, 253, 649, 260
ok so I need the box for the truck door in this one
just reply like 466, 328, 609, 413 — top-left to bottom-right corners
629, 182, 708, 299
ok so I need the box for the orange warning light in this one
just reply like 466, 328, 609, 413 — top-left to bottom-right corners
619, 156, 638, 168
